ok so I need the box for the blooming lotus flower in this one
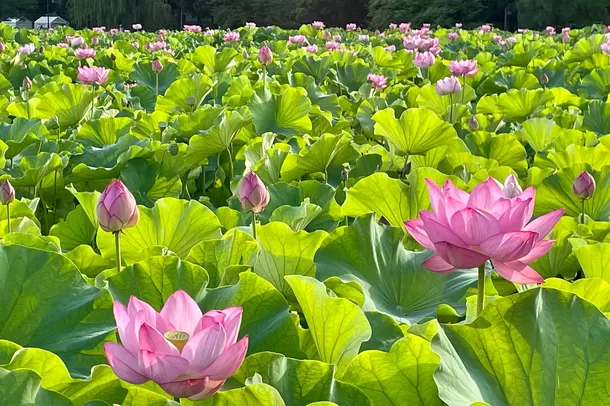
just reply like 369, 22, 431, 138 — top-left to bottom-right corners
389, 23, 397, 29
601, 42, 610, 55
238, 172, 269, 213
96, 180, 139, 232
288, 35, 307, 44
70, 36, 85, 47
448, 32, 459, 40
572, 171, 596, 200
480, 24, 491, 32
368, 73, 387, 90
258, 45, 272, 66
75, 47, 96, 59
333, 35, 341, 42
0, 180, 15, 205
152, 58, 163, 73
384, 45, 396, 52
456, 23, 463, 28
399, 22, 411, 33
132, 23, 142, 30
91, 36, 100, 45
449, 59, 478, 77
325, 41, 342, 51
110, 28, 119, 35
359, 34, 369, 42
414, 51, 435, 68
158, 29, 168, 35
57, 42, 69, 48
104, 291, 248, 400
506, 36, 517, 44
246, 22, 256, 28
404, 177, 565, 284
224, 32, 240, 42
304, 44, 318, 53
18, 44, 35, 55
346, 23, 357, 31
77, 66, 109, 85
312, 21, 325, 29
546, 26, 555, 36
435, 76, 461, 95
93, 27, 104, 32
184, 25, 202, 32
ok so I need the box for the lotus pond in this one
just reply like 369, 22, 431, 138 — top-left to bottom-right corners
1, 21, 610, 405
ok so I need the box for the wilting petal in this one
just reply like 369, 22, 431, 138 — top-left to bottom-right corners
404, 218, 435, 250
104, 342, 148, 384
467, 178, 504, 210
515, 240, 554, 264
421, 211, 468, 247
442, 179, 469, 204
198, 336, 248, 380
160, 290, 203, 336
421, 255, 456, 273
434, 241, 488, 269
498, 198, 534, 232
479, 231, 537, 262
188, 380, 225, 400
137, 350, 189, 384
524, 209, 565, 239
139, 323, 180, 356
182, 322, 227, 370
492, 260, 544, 284
450, 208, 501, 246
161, 377, 209, 398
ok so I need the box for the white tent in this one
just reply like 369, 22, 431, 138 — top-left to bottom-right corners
3, 18, 32, 29
34, 16, 69, 29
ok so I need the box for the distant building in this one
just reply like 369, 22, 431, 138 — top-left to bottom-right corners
34, 16, 69, 29
3, 18, 33, 29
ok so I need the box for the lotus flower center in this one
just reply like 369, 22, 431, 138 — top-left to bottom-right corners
164, 330, 189, 352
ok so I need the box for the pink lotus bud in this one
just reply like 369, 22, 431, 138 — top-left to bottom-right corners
224, 31, 240, 42
132, 23, 142, 30
572, 171, 596, 200
0, 42, 5, 53
540, 73, 549, 85
455, 23, 463, 28
435, 76, 461, 95
0, 180, 15, 205
448, 32, 459, 40
258, 45, 272, 66
246, 22, 256, 28
468, 115, 480, 130
91, 36, 99, 45
22, 76, 32, 90
346, 23, 357, 31
152, 58, 163, 73
238, 172, 269, 213
389, 23, 397, 29
96, 179, 139, 232
503, 175, 523, 198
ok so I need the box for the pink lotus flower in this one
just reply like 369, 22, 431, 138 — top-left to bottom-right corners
91, 36, 100, 45
449, 59, 478, 77
304, 44, 318, 53
422, 23, 431, 28
132, 24, 142, 30
399, 23, 411, 33
110, 28, 119, 35
22, 76, 32, 90
69, 36, 85, 48
346, 23, 357, 31
158, 29, 168, 35
93, 27, 105, 33
493, 34, 503, 42
288, 35, 307, 44
75, 47, 96, 59
184, 25, 202, 32
325, 41, 343, 51
238, 172, 269, 213
368, 73, 387, 90
480, 24, 492, 32
389, 23, 397, 29
546, 26, 555, 36
601, 42, 610, 55
414, 51, 435, 69
96, 179, 139, 232
146, 40, 166, 51
312, 21, 325, 29
359, 34, 370, 42
152, 58, 163, 73
0, 42, 4, 53
18, 44, 35, 55
448, 32, 459, 40
57, 42, 69, 48
104, 291, 248, 400
506, 36, 517, 44
258, 45, 272, 65
0, 179, 15, 205
384, 45, 396, 52
77, 66, 110, 85
246, 22, 256, 28
333, 35, 341, 42
404, 177, 564, 284
572, 171, 596, 199
455, 23, 463, 28
435, 76, 461, 95
224, 32, 240, 42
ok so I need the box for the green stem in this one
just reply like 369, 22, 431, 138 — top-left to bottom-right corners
476, 262, 486, 318
461, 74, 466, 105
91, 84, 95, 119
449, 94, 453, 123
262, 66, 267, 93
580, 199, 586, 225
25, 92, 29, 119
53, 170, 58, 224
174, 397, 181, 403
155, 72, 159, 96
114, 231, 121, 273
6, 203, 10, 234
252, 212, 257, 240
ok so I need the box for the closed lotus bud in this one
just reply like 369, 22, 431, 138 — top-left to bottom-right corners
22, 76, 32, 90
0, 42, 5, 53
168, 141, 179, 156
540, 73, 549, 85
503, 174, 523, 198
468, 115, 480, 130
152, 58, 163, 73
0, 180, 15, 205
572, 171, 595, 200
238, 172, 270, 213
96, 180, 140, 232
258, 45, 272, 66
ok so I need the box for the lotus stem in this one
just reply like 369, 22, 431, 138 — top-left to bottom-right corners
476, 262, 486, 318
6, 203, 10, 234
114, 231, 121, 273
449, 94, 453, 123
252, 212, 257, 240
155, 72, 159, 96
580, 199, 586, 225
262, 66, 267, 93
53, 170, 58, 223
461, 74, 466, 105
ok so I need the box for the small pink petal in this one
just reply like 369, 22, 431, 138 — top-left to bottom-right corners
404, 218, 435, 250
160, 290, 203, 336
182, 322, 227, 370
498, 198, 534, 232
104, 342, 148, 384
421, 255, 456, 273
515, 240, 554, 263
450, 208, 501, 246
137, 349, 189, 384
524, 209, 565, 238
138, 323, 180, 356
198, 336, 248, 380
421, 211, 468, 248
492, 260, 544, 284
480, 231, 537, 262
434, 241, 488, 269
161, 377, 210, 398
188, 380, 225, 400
442, 179, 469, 204
467, 178, 504, 210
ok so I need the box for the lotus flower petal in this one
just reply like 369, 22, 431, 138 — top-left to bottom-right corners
524, 209, 565, 239
480, 231, 538, 262
450, 208, 501, 246
160, 290, 203, 336
104, 342, 148, 384
492, 260, 544, 284
434, 241, 488, 269
421, 254, 456, 273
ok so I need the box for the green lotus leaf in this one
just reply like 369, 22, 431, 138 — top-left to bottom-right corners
36, 83, 94, 128
188, 110, 251, 161
529, 218, 580, 279
175, 105, 223, 138
155, 74, 214, 114
372, 108, 461, 156
1, 232, 60, 252
416, 83, 477, 115
288, 72, 340, 115
97, 198, 221, 264
4, 152, 64, 188
315, 214, 478, 323
514, 117, 561, 152
249, 86, 312, 137
496, 88, 553, 121
191, 45, 238, 74
222, 75, 256, 107
49, 205, 95, 250
544, 277, 610, 314
233, 352, 370, 405
0, 367, 74, 405
120, 158, 182, 207
361, 311, 405, 352
547, 144, 610, 170
0, 118, 48, 159
464, 131, 527, 172
573, 243, 610, 283
493, 70, 540, 90
130, 62, 180, 95
578, 67, 610, 100
564, 34, 607, 63
285, 275, 372, 375
65, 245, 114, 278
191, 383, 285, 406
269, 199, 324, 232
77, 117, 135, 147
0, 245, 115, 377
582, 100, 610, 135
431, 288, 610, 406
292, 55, 332, 85
122, 387, 176, 405
342, 334, 441, 406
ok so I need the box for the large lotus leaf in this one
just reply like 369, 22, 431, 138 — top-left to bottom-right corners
360, 311, 405, 352
120, 158, 182, 207
285, 275, 372, 375
564, 34, 607, 63
222, 75, 256, 107
3, 152, 64, 188
336, 61, 371, 92
249, 86, 312, 137
191, 45, 238, 74
544, 278, 610, 314
254, 222, 326, 297
372, 108, 461, 156
66, 186, 101, 227
415, 83, 477, 116
188, 110, 251, 161
36, 83, 94, 128
253, 143, 291, 186
342, 334, 441, 406
199, 272, 305, 358
106, 256, 209, 309
49, 205, 96, 250
0, 118, 48, 158
280, 133, 360, 182
493, 70, 540, 90
269, 199, 324, 232
292, 55, 332, 85
578, 67, 610, 99
175, 105, 223, 138
582, 100, 610, 135
122, 387, 177, 406
315, 215, 478, 323
65, 245, 114, 278
155, 74, 214, 114
464, 131, 527, 172
0, 245, 115, 377
130, 62, 180, 95
2, 233, 60, 252
1, 345, 126, 405
76, 117, 135, 147
97, 198, 221, 264
513, 117, 561, 152
547, 144, 610, 171
288, 72, 340, 115
0, 367, 73, 405
431, 288, 610, 406
233, 352, 370, 405
529, 218, 580, 279
573, 243, 610, 282
496, 88, 553, 121
186, 229, 258, 288
535, 164, 610, 219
